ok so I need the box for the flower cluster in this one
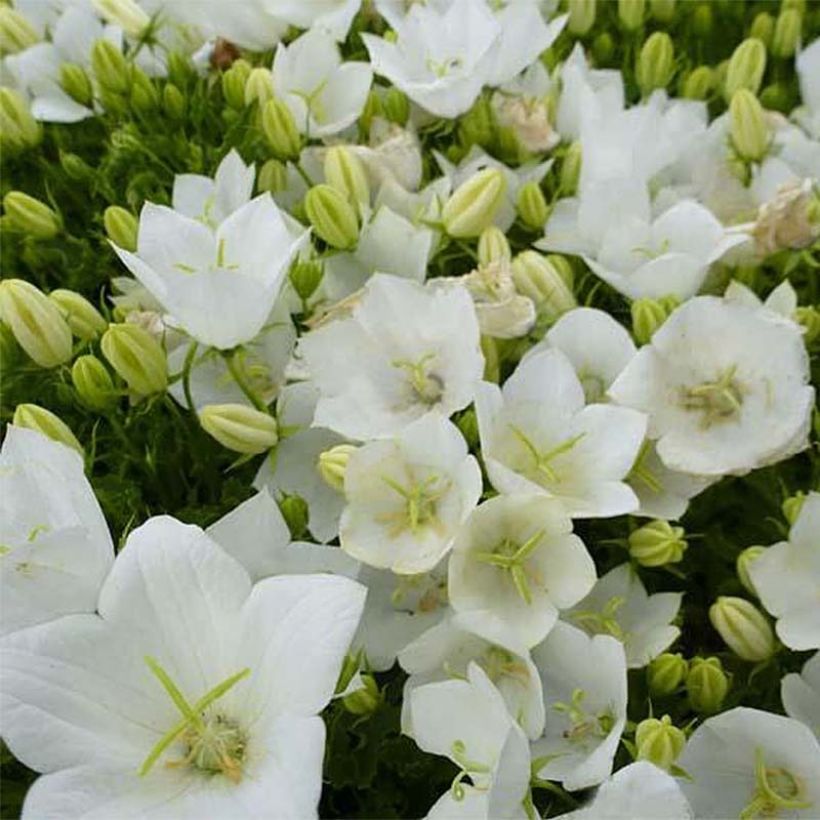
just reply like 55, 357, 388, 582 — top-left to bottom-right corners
1, 0, 819, 818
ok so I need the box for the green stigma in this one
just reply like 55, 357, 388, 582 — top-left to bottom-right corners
681, 365, 744, 427
508, 425, 586, 485
739, 748, 811, 819
474, 530, 545, 604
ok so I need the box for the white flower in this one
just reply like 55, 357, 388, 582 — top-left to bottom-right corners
340, 414, 481, 574
0, 515, 366, 819
448, 494, 596, 649
609, 296, 815, 476
273, 27, 372, 138
782, 653, 820, 739
0, 426, 114, 636
408, 662, 532, 820
724, 278, 798, 321
112, 194, 308, 350
564, 563, 682, 669
531, 622, 628, 791
475, 349, 647, 518
678, 707, 820, 819
300, 273, 484, 440
795, 37, 820, 138
748, 492, 820, 651
267, 0, 361, 42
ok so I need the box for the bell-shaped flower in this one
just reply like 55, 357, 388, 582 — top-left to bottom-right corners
272, 27, 372, 138
0, 426, 114, 636
475, 349, 647, 518
0, 515, 366, 819
748, 492, 820, 650
564, 563, 682, 669
724, 279, 799, 322
448, 494, 596, 648
339, 414, 482, 574
266, 0, 361, 42
782, 653, 820, 740
112, 194, 308, 350
609, 296, 814, 476
531, 622, 628, 791
678, 708, 820, 819
300, 273, 484, 440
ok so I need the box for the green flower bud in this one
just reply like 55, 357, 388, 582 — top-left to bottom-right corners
458, 96, 495, 150
796, 306, 820, 346
635, 715, 686, 770
359, 89, 382, 135
317, 443, 357, 492
166, 51, 194, 89
709, 596, 776, 662
49, 289, 107, 341
568, 0, 596, 35
129, 67, 159, 113
687, 656, 729, 714
92, 0, 151, 38
244, 67, 274, 108
636, 32, 675, 97
60, 151, 93, 182
749, 12, 775, 48
442, 168, 507, 239
758, 82, 792, 113
161, 83, 186, 120
104, 206, 138, 251
3, 191, 61, 239
324, 146, 370, 207
647, 653, 688, 696
690, 3, 713, 38
305, 184, 360, 250
781, 0, 806, 15
650, 0, 676, 23
383, 86, 409, 126
511, 251, 576, 320
13, 404, 83, 455
545, 254, 575, 289
736, 546, 766, 595
58, 63, 93, 106
782, 492, 806, 525
0, 7, 39, 54
725, 38, 767, 99
771, 8, 802, 59
629, 520, 687, 567
72, 355, 116, 411
199, 403, 278, 455
289, 258, 324, 301
631, 296, 676, 344
342, 674, 382, 716
619, 0, 645, 31
91, 39, 131, 94
561, 141, 582, 195
222, 59, 251, 110
0, 88, 41, 153
256, 159, 287, 194
591, 32, 615, 65
0, 279, 72, 368
477, 225, 511, 267
279, 494, 309, 540
261, 97, 301, 161
729, 89, 770, 162
681, 66, 715, 100
101, 323, 168, 395
516, 181, 548, 230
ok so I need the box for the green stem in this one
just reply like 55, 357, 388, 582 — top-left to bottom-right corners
181, 342, 199, 413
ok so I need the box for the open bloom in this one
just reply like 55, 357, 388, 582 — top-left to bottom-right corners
609, 296, 814, 476
0, 426, 114, 636
782, 653, 820, 739
476, 349, 647, 518
0, 515, 365, 819
339, 414, 481, 574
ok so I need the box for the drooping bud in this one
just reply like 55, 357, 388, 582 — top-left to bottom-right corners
244, 67, 274, 108
511, 251, 576, 320
628, 520, 687, 567
305, 184, 360, 250
13, 404, 84, 455
199, 404, 278, 455
782, 492, 806, 525
709, 597, 776, 662
0, 279, 72, 368
636, 32, 675, 97
279, 494, 309, 540
324, 146, 370, 207
442, 168, 507, 239
3, 192, 61, 239
736, 546, 766, 595
0, 6, 39, 54
101, 323, 168, 395
724, 38, 767, 99
261, 97, 301, 161
59, 63, 93, 107
681, 66, 715, 100
561, 141, 582, 195
92, 0, 150, 38
568, 0, 596, 36
161, 84, 185, 120
0, 88, 41, 153
686, 656, 729, 714
516, 181, 549, 230
72, 355, 117, 411
104, 206, 139, 251
749, 13, 775, 48
49, 289, 107, 341
317, 444, 357, 492
635, 715, 686, 771
91, 39, 131, 94
650, 0, 675, 22
631, 296, 678, 344
647, 653, 688, 697
618, 0, 645, 31
222, 59, 251, 110
383, 87, 409, 126
343, 674, 382, 715
477, 225, 511, 267
771, 8, 802, 59
729, 89, 770, 162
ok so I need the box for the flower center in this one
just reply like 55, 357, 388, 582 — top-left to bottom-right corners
393, 353, 444, 407
478, 645, 532, 688
426, 55, 463, 78
390, 572, 448, 613
739, 748, 812, 819
474, 530, 545, 604
380, 472, 449, 536
571, 596, 627, 641
553, 688, 615, 745
508, 425, 586, 485
680, 365, 744, 427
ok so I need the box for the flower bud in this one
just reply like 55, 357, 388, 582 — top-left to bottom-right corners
618, 0, 645, 31
545, 254, 575, 289
3, 192, 61, 239
629, 520, 687, 567
261, 97, 301, 161
635, 715, 686, 770
458, 96, 495, 151
324, 146, 370, 207
631, 296, 677, 344
61, 64, 95, 110
592, 32, 615, 65
383, 86, 409, 126
561, 141, 582, 195
359, 89, 382, 135
72, 355, 116, 411
442, 168, 507, 239
317, 444, 357, 492
568, 0, 596, 35
796, 306, 820, 346
516, 181, 548, 230
104, 205, 138, 251
749, 12, 774, 48
477, 225, 511, 267
636, 32, 674, 97
257, 159, 288, 194
49, 289, 107, 341
101, 323, 167, 395
647, 653, 688, 696
681, 66, 715, 100
91, 39, 131, 94
729, 89, 770, 162
130, 68, 160, 114
687, 656, 729, 714
512, 251, 576, 320
736, 546, 766, 595
691, 3, 713, 38
758, 82, 792, 113
13, 404, 84, 455
279, 494, 309, 539
782, 492, 806, 525
0, 279, 72, 368
92, 0, 150, 38
724, 38, 767, 99
709, 596, 776, 662
0, 88, 41, 153
771, 8, 801, 59
650, 0, 675, 22
244, 67, 274, 108
0, 7, 39, 54
221, 59, 251, 110
343, 674, 381, 715
199, 404, 278, 455
305, 184, 360, 250
289, 258, 324, 301
161, 83, 186, 120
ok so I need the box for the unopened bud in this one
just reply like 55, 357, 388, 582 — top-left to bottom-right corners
442, 168, 507, 239
343, 674, 381, 715
0, 7, 39, 54
647, 653, 688, 696
0, 279, 72, 368
629, 520, 687, 567
257, 159, 288, 194
60, 152, 93, 181
636, 32, 675, 97
618, 0, 645, 31
244, 67, 274, 108
13, 404, 83, 455
736, 546, 766, 596
324, 146, 370, 207
512, 251, 576, 320
162, 83, 185, 120
650, 0, 675, 22
687, 656, 729, 713
725, 38, 767, 99
631, 296, 677, 344
759, 82, 792, 113
305, 184, 360, 250
709, 596, 776, 662
782, 492, 806, 525
279, 494, 309, 539
261, 97, 301, 161
59, 63, 93, 107
591, 32, 615, 65
222, 59, 251, 110
681, 66, 715, 100
0, 88, 41, 153
561, 141, 582, 195
49, 290, 107, 341
72, 355, 116, 411
289, 258, 324, 301
477, 225, 511, 266
635, 715, 686, 770
458, 96, 495, 151
795, 306, 820, 345
101, 323, 167, 395
3, 192, 61, 239
359, 89, 382, 135
545, 254, 574, 289
91, 39, 131, 94
92, 0, 150, 38
129, 68, 159, 114
516, 181, 548, 230
104, 206, 138, 251
317, 444, 357, 492
729, 89, 770, 162
771, 8, 801, 59
568, 0, 596, 35
199, 403, 278, 455
691, 3, 713, 38
749, 13, 774, 48
383, 87, 409, 126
